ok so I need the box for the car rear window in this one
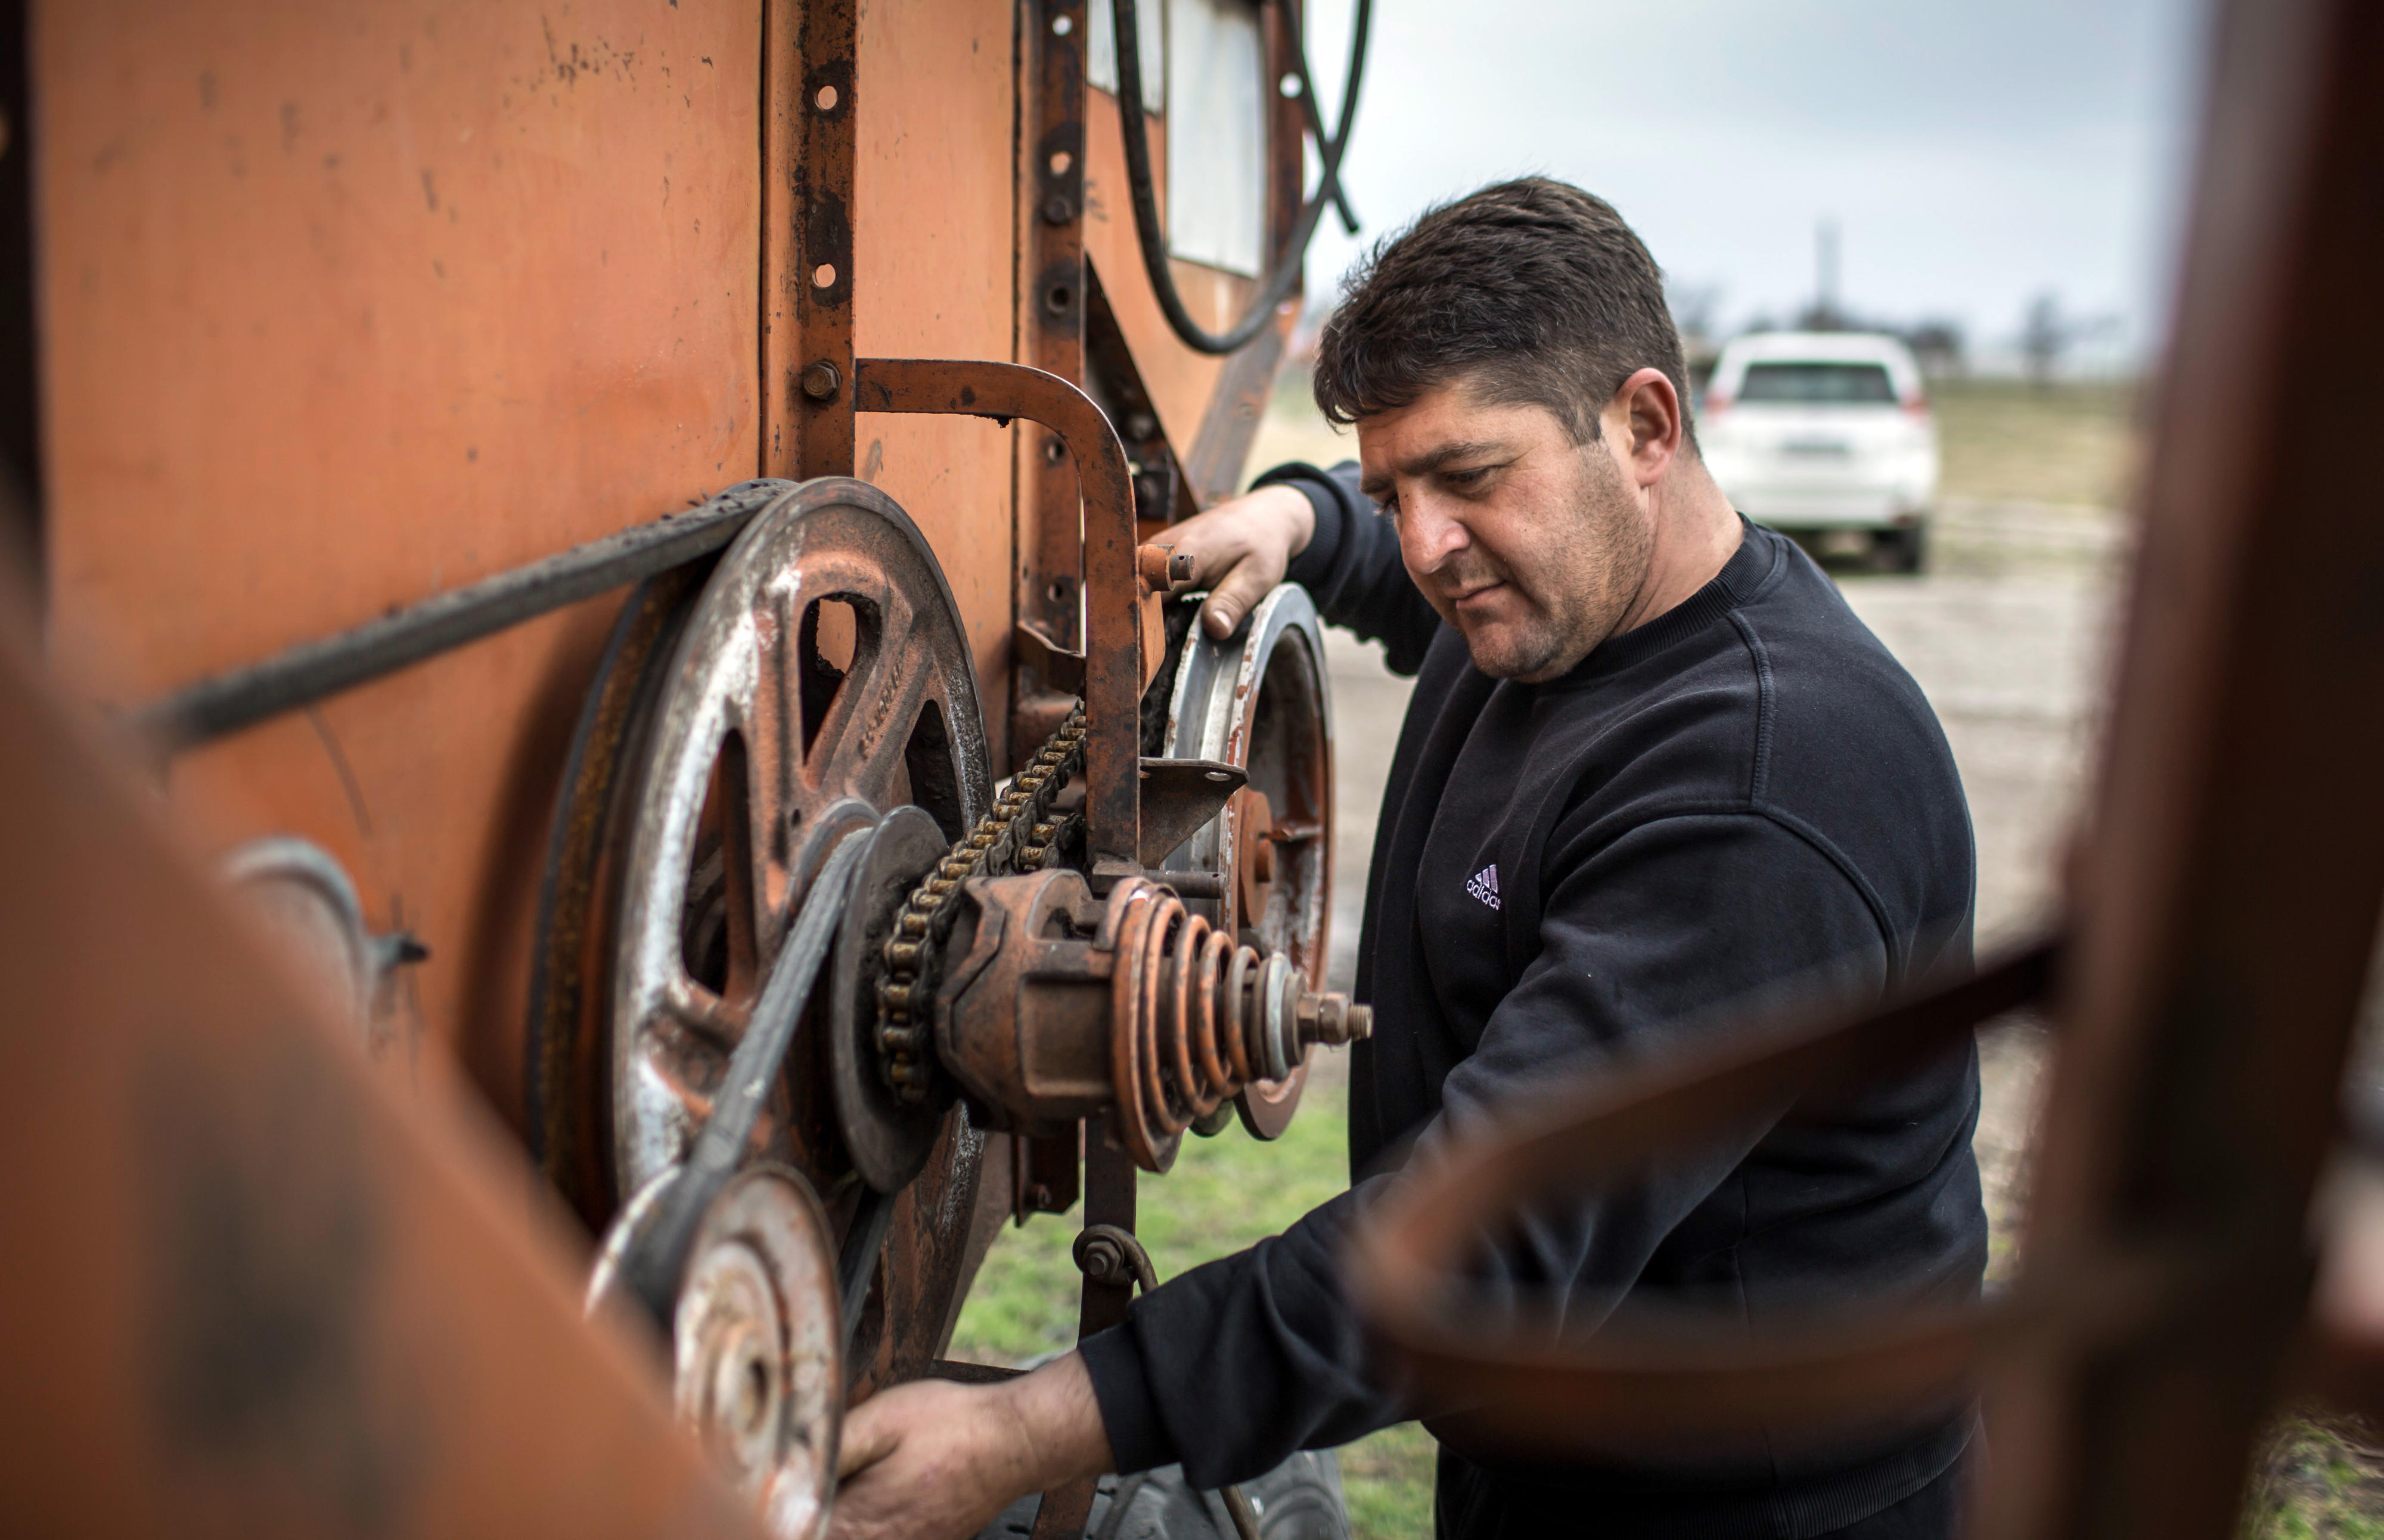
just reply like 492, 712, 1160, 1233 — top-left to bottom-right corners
1735, 362, 1898, 403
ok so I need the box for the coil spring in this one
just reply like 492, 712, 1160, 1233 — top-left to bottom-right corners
1107, 881, 1285, 1172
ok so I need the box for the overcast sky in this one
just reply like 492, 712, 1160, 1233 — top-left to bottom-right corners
1293, 0, 2211, 367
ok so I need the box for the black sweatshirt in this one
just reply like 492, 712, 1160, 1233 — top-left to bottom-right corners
1078, 461, 1984, 1538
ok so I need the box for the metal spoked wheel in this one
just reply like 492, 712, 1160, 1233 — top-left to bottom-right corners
1160, 583, 1334, 1138
607, 480, 992, 1200
528, 477, 997, 1392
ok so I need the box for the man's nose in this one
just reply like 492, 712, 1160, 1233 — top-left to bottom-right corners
1399, 493, 1470, 574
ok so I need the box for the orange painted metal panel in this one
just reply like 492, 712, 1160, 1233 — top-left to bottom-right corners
852, 0, 1020, 752
37, 0, 764, 1125
29, 0, 1293, 1161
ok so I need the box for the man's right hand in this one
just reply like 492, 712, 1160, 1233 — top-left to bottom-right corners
1160, 483, 1318, 639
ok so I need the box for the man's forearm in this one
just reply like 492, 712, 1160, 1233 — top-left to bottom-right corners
1000, 1351, 1115, 1492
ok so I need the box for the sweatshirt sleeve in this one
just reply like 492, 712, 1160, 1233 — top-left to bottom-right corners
1077, 810, 1893, 1488
1252, 459, 1444, 676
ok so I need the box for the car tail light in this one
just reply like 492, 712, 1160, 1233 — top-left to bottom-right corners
1702, 393, 1730, 417
1901, 393, 1930, 420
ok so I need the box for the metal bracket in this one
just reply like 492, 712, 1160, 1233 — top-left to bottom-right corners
1137, 757, 1247, 867
853, 357, 1141, 866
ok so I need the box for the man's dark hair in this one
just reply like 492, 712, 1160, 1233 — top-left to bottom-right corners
1313, 178, 1695, 450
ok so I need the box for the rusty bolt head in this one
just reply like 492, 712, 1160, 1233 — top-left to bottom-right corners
800, 359, 842, 401
1075, 1231, 1128, 1284
1042, 193, 1075, 225
1125, 411, 1158, 442
1296, 991, 1370, 1047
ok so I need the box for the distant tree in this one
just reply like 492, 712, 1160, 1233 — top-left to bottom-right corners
1901, 320, 1966, 378
2022, 292, 2067, 388
1668, 283, 1723, 348
2020, 292, 2123, 388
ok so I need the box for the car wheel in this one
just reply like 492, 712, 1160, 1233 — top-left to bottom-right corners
1876, 522, 1928, 575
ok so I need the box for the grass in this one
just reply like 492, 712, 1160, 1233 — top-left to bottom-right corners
948, 1067, 1441, 1538
1930, 377, 2141, 509
2246, 1417, 2384, 1540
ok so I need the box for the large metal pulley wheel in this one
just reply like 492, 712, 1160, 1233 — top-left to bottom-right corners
603, 480, 991, 1200
1160, 583, 1334, 1138
527, 477, 995, 1440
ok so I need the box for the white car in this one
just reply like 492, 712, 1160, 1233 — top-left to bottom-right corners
1697, 331, 1940, 572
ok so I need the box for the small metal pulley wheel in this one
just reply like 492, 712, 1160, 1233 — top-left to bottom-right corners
1161, 583, 1334, 1138
590, 1163, 845, 1540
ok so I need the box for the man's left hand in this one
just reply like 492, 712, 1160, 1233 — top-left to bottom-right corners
827, 1352, 1114, 1540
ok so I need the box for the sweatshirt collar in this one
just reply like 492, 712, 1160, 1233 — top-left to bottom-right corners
1555, 516, 1777, 683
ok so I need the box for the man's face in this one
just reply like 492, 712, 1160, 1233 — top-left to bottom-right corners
1356, 382, 1652, 682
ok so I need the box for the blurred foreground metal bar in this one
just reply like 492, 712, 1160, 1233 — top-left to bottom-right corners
0, 626, 752, 1536
1351, 1, 2384, 1536
1350, 942, 2060, 1445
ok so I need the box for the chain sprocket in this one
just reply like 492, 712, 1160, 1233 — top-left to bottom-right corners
876, 706, 1088, 1101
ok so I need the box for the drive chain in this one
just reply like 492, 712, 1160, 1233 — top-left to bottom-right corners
876, 705, 1088, 1102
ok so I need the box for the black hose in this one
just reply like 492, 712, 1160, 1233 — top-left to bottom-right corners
1281, 0, 1359, 237
1107, 0, 1371, 356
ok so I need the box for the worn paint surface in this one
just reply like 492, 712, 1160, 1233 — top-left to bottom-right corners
31, 0, 1292, 1176
38, 0, 765, 1124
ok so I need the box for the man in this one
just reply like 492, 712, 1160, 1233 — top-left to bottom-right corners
830, 179, 1982, 1540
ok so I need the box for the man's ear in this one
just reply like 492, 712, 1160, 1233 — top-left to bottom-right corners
1610, 367, 1684, 488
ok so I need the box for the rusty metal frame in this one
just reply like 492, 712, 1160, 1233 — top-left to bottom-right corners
1017, 0, 1092, 765
1349, 3, 2384, 1536
853, 356, 1140, 867
790, 0, 858, 481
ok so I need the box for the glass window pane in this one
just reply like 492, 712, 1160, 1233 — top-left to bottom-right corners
1737, 362, 1899, 403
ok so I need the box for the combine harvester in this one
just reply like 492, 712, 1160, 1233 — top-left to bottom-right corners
0, 1, 1368, 1534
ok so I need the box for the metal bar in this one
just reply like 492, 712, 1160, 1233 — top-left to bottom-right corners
1021, 0, 1091, 762
1988, 4, 2384, 1535
1346, 941, 2057, 1444
854, 356, 1140, 864
1345, 4, 2384, 1536
132, 480, 790, 751
793, 0, 858, 479
1029, 1121, 1140, 1540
